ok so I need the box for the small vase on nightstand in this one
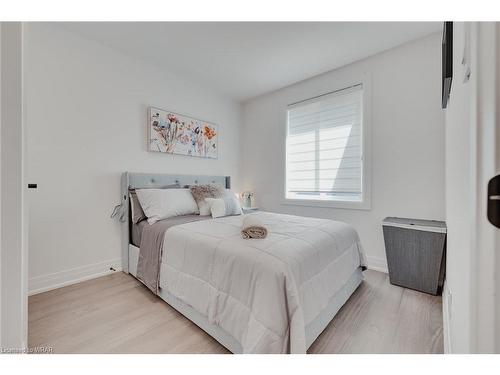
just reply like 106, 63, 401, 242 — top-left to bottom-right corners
241, 191, 254, 210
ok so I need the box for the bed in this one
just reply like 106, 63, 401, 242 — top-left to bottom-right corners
120, 172, 366, 354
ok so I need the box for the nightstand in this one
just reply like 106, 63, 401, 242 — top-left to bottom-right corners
242, 207, 259, 214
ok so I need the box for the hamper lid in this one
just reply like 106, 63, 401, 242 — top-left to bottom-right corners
382, 217, 447, 233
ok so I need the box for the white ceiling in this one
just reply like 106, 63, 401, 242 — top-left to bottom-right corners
59, 22, 442, 102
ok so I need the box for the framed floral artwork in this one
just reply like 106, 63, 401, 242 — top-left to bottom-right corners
148, 107, 218, 159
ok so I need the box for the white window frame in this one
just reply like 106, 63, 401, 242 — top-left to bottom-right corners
282, 74, 372, 210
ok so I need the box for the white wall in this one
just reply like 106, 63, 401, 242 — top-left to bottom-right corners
1, 22, 27, 349
442, 22, 474, 353
443, 22, 500, 354
24, 24, 243, 294
241, 33, 445, 271
0, 20, 2, 346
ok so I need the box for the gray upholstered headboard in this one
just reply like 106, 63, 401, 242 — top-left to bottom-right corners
120, 172, 231, 273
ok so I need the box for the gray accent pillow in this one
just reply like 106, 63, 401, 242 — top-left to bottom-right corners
189, 183, 224, 215
129, 184, 180, 224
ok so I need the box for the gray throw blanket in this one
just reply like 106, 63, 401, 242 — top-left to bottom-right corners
137, 215, 209, 294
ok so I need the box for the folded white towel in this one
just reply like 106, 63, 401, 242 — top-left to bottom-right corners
241, 215, 268, 239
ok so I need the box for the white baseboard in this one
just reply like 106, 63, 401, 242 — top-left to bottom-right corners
442, 280, 451, 353
29, 258, 122, 296
366, 255, 388, 273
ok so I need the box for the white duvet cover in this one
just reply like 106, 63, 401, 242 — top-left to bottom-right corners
159, 211, 366, 353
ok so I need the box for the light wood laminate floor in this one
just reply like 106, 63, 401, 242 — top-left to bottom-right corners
28, 270, 443, 354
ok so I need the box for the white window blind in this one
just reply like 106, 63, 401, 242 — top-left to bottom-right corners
286, 84, 363, 202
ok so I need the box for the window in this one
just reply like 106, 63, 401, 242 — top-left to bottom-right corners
285, 84, 368, 208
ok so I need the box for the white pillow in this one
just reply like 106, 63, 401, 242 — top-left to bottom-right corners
205, 191, 243, 219
135, 188, 199, 224
204, 198, 226, 218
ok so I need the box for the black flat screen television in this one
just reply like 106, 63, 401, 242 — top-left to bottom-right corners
442, 22, 453, 109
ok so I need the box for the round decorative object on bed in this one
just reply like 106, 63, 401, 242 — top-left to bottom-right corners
241, 214, 267, 239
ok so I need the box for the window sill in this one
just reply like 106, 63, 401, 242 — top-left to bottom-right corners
281, 198, 371, 211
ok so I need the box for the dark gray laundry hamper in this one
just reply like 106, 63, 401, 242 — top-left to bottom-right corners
382, 217, 446, 295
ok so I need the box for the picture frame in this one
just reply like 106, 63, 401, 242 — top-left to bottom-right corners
148, 107, 218, 159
